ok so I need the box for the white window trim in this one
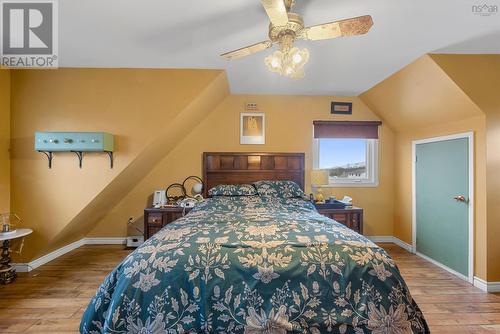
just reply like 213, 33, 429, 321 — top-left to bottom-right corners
312, 138, 379, 188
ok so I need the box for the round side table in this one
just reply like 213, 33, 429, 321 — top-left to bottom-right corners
0, 228, 33, 284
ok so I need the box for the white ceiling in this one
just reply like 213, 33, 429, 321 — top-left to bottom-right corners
60, 0, 500, 95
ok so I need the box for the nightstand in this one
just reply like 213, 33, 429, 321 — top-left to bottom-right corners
144, 207, 192, 240
314, 204, 363, 234
0, 228, 33, 284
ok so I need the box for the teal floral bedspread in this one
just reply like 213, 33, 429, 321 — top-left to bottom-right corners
80, 196, 429, 333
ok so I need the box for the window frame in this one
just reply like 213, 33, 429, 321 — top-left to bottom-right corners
312, 138, 379, 187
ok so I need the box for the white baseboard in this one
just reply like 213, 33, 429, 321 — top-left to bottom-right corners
393, 237, 413, 253
13, 235, 500, 293
366, 236, 413, 253
14, 237, 126, 272
366, 235, 394, 243
14, 238, 85, 272
84, 237, 127, 245
474, 276, 500, 293
368, 236, 500, 292
416, 251, 471, 283
474, 277, 488, 291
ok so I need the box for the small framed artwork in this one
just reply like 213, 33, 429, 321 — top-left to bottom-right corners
240, 112, 265, 145
331, 102, 353, 115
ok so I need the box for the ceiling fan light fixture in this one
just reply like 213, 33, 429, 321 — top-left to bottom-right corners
221, 1, 373, 81
289, 47, 309, 67
271, 58, 280, 68
265, 46, 309, 79
265, 50, 284, 74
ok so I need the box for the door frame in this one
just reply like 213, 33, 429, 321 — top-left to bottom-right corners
412, 132, 474, 283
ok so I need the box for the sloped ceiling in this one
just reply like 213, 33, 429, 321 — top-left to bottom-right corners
430, 54, 500, 280
59, 0, 500, 95
10, 69, 230, 261
359, 55, 484, 132
51, 71, 230, 251
361, 54, 500, 280
430, 54, 500, 114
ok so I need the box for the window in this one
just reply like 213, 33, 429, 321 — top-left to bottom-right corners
312, 121, 381, 187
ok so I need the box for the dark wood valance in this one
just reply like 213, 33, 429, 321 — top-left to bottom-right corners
313, 121, 382, 139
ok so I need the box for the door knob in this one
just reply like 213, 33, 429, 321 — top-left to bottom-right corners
453, 195, 468, 203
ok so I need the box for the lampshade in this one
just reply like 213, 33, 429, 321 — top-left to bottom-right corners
311, 170, 329, 186
192, 182, 203, 195
182, 176, 204, 197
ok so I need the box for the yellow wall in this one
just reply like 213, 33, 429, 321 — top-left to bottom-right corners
8, 56, 499, 282
0, 70, 10, 213
361, 56, 484, 130
361, 55, 488, 280
485, 111, 500, 281
89, 95, 395, 238
392, 117, 487, 279
430, 55, 500, 281
10, 68, 227, 261
10, 68, 393, 263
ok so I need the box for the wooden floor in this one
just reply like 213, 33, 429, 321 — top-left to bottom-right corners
0, 245, 131, 334
0, 243, 499, 333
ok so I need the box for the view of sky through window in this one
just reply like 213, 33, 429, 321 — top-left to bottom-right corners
319, 139, 366, 169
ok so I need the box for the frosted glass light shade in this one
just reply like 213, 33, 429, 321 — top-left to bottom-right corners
192, 183, 203, 195
264, 47, 309, 79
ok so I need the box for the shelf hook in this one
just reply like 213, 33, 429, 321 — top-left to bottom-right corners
39, 151, 53, 169
106, 151, 114, 169
72, 151, 84, 168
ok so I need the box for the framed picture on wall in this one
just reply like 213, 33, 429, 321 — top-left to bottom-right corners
240, 112, 265, 145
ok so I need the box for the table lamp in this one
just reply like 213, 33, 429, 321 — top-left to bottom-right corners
311, 170, 329, 203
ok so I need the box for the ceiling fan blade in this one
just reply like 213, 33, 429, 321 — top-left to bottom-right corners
301, 15, 373, 41
261, 0, 289, 26
220, 41, 273, 60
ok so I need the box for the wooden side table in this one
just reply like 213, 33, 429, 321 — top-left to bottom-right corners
0, 228, 33, 284
144, 207, 192, 240
314, 205, 364, 234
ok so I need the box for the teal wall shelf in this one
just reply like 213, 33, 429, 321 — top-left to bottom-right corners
35, 132, 114, 169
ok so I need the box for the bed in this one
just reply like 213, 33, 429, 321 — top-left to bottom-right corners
80, 152, 429, 334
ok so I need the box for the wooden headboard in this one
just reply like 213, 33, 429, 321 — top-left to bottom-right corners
203, 152, 305, 197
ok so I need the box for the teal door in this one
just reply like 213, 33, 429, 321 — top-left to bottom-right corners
415, 137, 470, 277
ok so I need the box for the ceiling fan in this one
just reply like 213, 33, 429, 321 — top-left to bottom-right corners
220, 0, 373, 78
